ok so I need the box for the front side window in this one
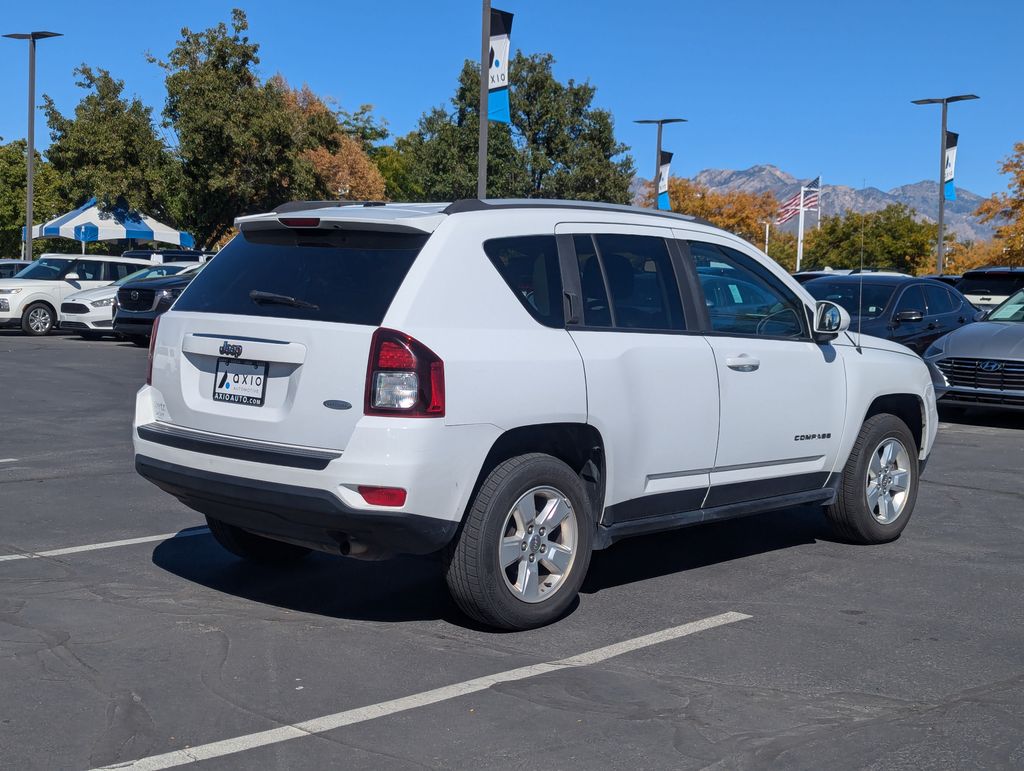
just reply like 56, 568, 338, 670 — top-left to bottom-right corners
73, 260, 105, 281
483, 235, 563, 327
689, 241, 806, 338
894, 286, 926, 316
923, 284, 955, 314
805, 281, 895, 319
987, 289, 1024, 321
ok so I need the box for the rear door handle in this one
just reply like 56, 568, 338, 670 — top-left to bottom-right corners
726, 355, 760, 372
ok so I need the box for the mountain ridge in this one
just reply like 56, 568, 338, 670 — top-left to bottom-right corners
689, 164, 993, 241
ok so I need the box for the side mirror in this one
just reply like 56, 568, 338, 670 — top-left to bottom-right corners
65, 272, 80, 281
895, 309, 924, 323
813, 300, 849, 342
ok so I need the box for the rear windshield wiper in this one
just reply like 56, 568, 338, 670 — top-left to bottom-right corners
249, 289, 319, 310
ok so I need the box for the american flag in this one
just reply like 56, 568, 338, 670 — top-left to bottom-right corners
776, 177, 821, 225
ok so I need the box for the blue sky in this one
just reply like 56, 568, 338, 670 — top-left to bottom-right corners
1, 0, 1019, 197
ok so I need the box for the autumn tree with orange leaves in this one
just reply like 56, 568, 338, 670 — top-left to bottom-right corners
975, 141, 1024, 266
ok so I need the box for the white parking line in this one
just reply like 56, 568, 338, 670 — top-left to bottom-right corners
0, 458, 18, 463
96, 611, 750, 770
0, 528, 209, 563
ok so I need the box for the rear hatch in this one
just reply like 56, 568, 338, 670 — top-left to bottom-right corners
958, 272, 1024, 309
151, 224, 429, 452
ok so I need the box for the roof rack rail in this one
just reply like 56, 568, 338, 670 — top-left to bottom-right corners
274, 200, 389, 213
442, 198, 716, 228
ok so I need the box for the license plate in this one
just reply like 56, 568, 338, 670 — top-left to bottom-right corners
213, 359, 268, 407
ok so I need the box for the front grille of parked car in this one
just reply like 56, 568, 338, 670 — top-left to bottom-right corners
937, 357, 1024, 393
61, 303, 90, 315
117, 288, 156, 311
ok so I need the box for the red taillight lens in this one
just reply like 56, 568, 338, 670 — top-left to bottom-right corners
146, 315, 161, 386
364, 328, 445, 418
358, 486, 407, 507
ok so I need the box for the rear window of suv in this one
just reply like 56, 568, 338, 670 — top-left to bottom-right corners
174, 228, 428, 326
956, 273, 1024, 296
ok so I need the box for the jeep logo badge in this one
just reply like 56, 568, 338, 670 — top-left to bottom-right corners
978, 360, 1003, 372
219, 342, 243, 358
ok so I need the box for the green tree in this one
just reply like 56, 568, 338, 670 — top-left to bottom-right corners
803, 204, 936, 274
42, 66, 174, 216
151, 9, 300, 248
0, 140, 64, 258
386, 52, 634, 203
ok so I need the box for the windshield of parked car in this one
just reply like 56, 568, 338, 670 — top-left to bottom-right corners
956, 274, 1024, 296
114, 265, 187, 286
12, 257, 75, 280
805, 281, 896, 319
987, 289, 1024, 321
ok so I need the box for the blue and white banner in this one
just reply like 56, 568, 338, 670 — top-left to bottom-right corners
657, 151, 673, 210
944, 131, 958, 201
487, 8, 514, 124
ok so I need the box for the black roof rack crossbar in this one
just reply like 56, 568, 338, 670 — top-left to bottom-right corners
442, 198, 715, 228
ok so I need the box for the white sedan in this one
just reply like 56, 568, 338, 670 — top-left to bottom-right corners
59, 262, 196, 339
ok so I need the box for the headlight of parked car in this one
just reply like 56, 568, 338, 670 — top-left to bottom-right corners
90, 297, 114, 308
0, 288, 23, 295
158, 288, 183, 303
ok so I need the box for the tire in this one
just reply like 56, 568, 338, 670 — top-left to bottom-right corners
445, 453, 594, 630
21, 303, 55, 336
206, 516, 311, 564
827, 414, 920, 544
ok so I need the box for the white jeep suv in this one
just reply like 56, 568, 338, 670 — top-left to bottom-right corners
134, 200, 938, 629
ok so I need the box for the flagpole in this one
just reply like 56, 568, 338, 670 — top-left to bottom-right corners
796, 186, 806, 272
817, 176, 822, 230
476, 0, 491, 199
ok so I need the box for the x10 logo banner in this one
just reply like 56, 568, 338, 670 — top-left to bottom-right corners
488, 8, 514, 123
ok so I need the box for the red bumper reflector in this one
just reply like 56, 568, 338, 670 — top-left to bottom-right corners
358, 486, 407, 507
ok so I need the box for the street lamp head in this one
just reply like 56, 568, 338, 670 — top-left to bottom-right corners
3, 31, 63, 40
912, 94, 979, 105
634, 118, 687, 125
911, 98, 943, 105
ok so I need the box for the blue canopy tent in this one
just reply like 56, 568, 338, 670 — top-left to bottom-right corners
24, 198, 195, 253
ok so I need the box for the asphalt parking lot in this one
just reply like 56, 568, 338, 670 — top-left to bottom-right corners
2, 330, 1024, 770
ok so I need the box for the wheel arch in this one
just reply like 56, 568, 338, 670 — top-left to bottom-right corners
470, 423, 606, 525
863, 393, 924, 454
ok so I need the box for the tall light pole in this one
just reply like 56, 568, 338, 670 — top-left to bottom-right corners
635, 118, 686, 207
3, 31, 63, 261
911, 94, 979, 275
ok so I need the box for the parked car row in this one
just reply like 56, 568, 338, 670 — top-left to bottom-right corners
0, 250, 211, 338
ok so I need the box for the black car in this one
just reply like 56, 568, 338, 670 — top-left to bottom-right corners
804, 274, 984, 354
114, 263, 205, 344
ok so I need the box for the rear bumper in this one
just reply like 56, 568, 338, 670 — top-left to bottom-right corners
136, 454, 460, 558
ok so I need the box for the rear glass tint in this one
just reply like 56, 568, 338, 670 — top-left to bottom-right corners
484, 235, 564, 327
174, 228, 427, 326
956, 274, 1024, 296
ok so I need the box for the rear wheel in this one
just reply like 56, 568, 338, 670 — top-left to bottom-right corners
206, 516, 311, 564
445, 453, 593, 630
827, 414, 919, 544
21, 303, 54, 336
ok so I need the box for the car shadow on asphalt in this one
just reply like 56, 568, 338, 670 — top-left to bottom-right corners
152, 505, 835, 626
938, 404, 1024, 431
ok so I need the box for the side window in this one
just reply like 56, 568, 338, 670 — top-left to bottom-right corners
591, 234, 685, 330
483, 235, 564, 328
574, 235, 612, 327
894, 286, 926, 315
105, 262, 133, 281
73, 260, 105, 281
688, 241, 806, 338
923, 284, 954, 314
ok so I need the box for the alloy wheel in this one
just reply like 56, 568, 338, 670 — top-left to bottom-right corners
499, 486, 579, 603
865, 437, 912, 525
